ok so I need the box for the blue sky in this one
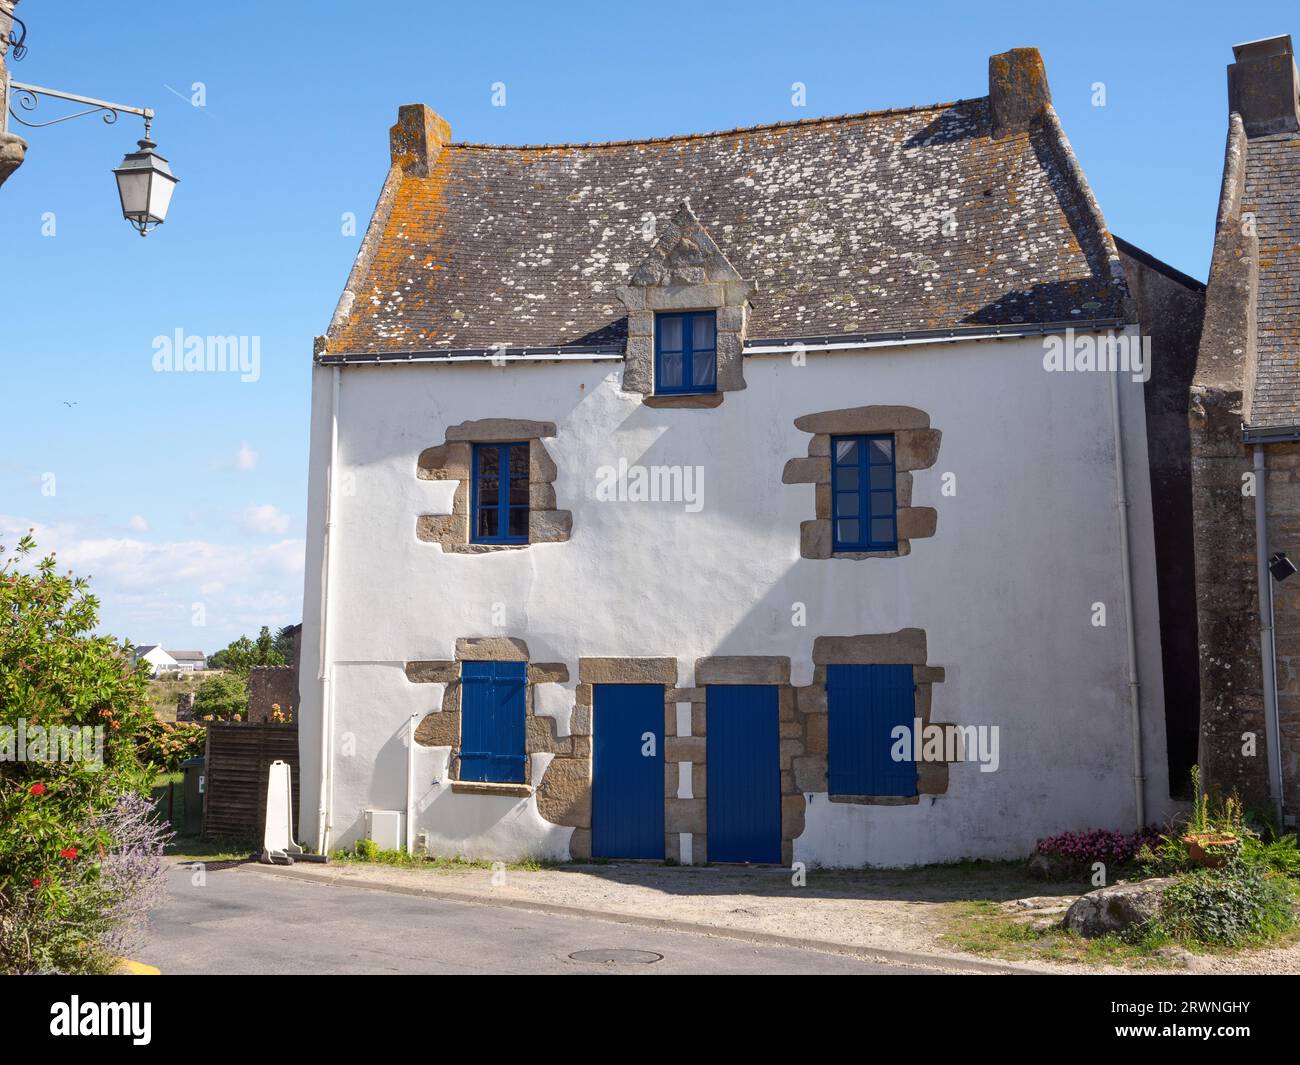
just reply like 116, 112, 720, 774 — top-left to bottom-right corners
1, 0, 1292, 651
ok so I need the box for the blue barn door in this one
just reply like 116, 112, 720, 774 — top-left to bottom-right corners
592, 683, 664, 859
826, 664, 917, 796
706, 685, 781, 863
459, 661, 526, 783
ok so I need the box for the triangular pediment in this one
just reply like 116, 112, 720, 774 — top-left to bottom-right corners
628, 201, 744, 288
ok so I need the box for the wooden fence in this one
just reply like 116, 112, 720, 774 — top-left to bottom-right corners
202, 722, 300, 840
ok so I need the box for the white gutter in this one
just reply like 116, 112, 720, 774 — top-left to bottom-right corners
1108, 344, 1145, 827
316, 366, 340, 854
406, 713, 419, 855
1253, 445, 1286, 826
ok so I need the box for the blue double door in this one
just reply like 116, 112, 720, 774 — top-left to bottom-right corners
707, 685, 781, 864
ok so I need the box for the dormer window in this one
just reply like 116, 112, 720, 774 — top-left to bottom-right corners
654, 311, 716, 395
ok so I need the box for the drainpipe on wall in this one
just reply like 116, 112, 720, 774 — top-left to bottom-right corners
406, 713, 418, 855
1253, 445, 1286, 827
1109, 347, 1146, 828
316, 366, 341, 854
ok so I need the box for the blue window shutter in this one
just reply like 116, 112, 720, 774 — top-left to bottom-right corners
826, 663, 917, 796
459, 661, 527, 783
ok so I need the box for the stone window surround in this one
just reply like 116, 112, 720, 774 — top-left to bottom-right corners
406, 637, 574, 794
616, 200, 755, 409
783, 406, 942, 560
408, 633, 947, 865
415, 419, 572, 553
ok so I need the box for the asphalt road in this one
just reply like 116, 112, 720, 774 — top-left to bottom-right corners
140, 863, 944, 975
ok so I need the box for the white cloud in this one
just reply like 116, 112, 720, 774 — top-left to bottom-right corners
127, 514, 149, 532
0, 514, 305, 650
237, 443, 258, 471
241, 504, 290, 535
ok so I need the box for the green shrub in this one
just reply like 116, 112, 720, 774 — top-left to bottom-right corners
0, 534, 167, 973
137, 720, 207, 770
353, 839, 380, 861
193, 673, 248, 722
1157, 864, 1295, 947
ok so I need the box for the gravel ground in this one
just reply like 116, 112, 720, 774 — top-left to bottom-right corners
213, 857, 1300, 974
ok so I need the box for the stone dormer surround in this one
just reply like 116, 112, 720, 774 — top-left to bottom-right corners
616, 201, 754, 408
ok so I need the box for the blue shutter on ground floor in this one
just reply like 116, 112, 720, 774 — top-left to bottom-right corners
706, 685, 781, 863
826, 663, 917, 797
592, 683, 665, 859
459, 661, 527, 783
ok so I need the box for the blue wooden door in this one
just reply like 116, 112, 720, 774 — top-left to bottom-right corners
459, 661, 526, 783
826, 664, 917, 796
592, 683, 664, 859
707, 685, 781, 863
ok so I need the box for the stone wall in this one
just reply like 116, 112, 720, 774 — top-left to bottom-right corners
248, 665, 298, 724
1266, 444, 1300, 810
0, 2, 27, 189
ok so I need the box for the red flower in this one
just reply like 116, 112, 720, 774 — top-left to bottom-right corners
31, 878, 41, 887
60, 847, 78, 860
29, 783, 46, 796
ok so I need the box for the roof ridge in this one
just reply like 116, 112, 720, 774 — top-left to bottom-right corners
448, 98, 979, 151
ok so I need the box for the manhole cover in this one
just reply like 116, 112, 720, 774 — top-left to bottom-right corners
568, 949, 663, 965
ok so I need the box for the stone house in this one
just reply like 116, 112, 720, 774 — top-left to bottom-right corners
1190, 35, 1300, 826
298, 47, 1194, 866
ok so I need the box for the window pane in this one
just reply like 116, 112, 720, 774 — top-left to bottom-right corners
478, 447, 499, 475
833, 465, 858, 491
507, 508, 529, 538
870, 518, 894, 544
507, 445, 529, 477
869, 465, 892, 489
478, 475, 499, 502
477, 507, 498, 539
692, 313, 716, 351
836, 493, 860, 517
837, 520, 860, 544
692, 349, 716, 389
869, 438, 893, 463
509, 480, 529, 506
870, 491, 894, 517
835, 439, 860, 465
659, 351, 684, 388
658, 315, 683, 352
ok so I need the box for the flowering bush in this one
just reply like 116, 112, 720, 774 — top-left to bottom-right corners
138, 719, 207, 770
0, 533, 168, 973
1035, 826, 1162, 869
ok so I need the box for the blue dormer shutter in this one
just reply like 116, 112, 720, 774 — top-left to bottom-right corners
459, 661, 527, 783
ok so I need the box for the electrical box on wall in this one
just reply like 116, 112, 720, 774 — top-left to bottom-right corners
365, 809, 404, 851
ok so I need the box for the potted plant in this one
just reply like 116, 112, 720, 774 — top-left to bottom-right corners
1181, 766, 1241, 867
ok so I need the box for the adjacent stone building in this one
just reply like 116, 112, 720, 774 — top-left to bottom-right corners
1190, 35, 1300, 823
0, 1, 26, 189
299, 46, 1189, 866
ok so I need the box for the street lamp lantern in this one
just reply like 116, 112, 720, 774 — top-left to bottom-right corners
112, 130, 178, 237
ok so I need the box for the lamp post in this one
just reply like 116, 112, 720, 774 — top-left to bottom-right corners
2, 74, 178, 234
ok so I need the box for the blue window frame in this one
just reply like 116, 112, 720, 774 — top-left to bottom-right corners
459, 661, 527, 783
471, 442, 529, 544
654, 311, 717, 395
831, 434, 897, 551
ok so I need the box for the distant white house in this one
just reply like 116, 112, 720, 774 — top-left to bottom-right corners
131, 646, 207, 676
131, 645, 179, 677
168, 650, 208, 671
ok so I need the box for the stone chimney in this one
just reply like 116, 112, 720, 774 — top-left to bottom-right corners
0, 0, 27, 188
388, 103, 451, 177
1228, 35, 1300, 137
988, 47, 1052, 139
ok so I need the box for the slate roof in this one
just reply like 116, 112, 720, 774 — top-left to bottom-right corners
323, 98, 1127, 355
168, 650, 207, 661
1244, 128, 1300, 428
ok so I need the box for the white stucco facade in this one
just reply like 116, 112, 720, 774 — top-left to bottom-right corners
297, 328, 1175, 867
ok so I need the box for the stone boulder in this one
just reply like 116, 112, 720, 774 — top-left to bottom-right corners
1063, 878, 1177, 938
